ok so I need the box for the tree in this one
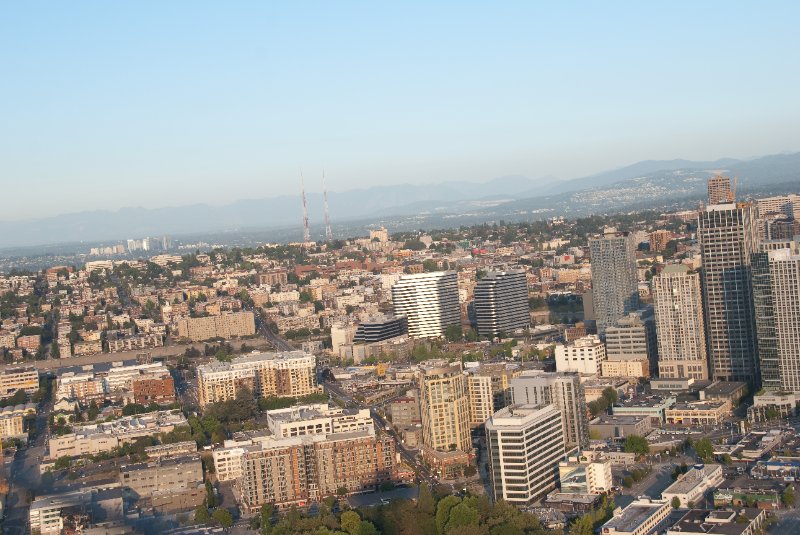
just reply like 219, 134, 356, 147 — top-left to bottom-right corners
194, 506, 211, 524
623, 435, 650, 455
671, 496, 681, 509
418, 484, 436, 515
444, 502, 480, 534
436, 496, 461, 535
87, 401, 100, 421
212, 508, 234, 528
601, 387, 618, 406
694, 438, 714, 463
783, 485, 795, 507
341, 511, 362, 535
445, 325, 463, 342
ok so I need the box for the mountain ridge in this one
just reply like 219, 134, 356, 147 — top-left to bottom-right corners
1, 152, 797, 249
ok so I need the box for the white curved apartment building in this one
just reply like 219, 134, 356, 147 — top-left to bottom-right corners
391, 271, 460, 338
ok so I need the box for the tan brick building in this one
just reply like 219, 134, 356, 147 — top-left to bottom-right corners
176, 311, 255, 341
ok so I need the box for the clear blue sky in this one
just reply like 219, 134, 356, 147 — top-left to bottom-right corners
2, 2, 799, 220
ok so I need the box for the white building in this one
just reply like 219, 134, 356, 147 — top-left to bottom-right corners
391, 271, 460, 338
485, 404, 565, 505
660, 464, 724, 508
555, 335, 606, 375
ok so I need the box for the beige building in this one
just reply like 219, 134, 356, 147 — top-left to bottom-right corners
0, 410, 25, 438
176, 310, 255, 341
196, 351, 317, 407
601, 359, 649, 378
0, 367, 39, 397
665, 400, 730, 425
418, 360, 471, 452
465, 363, 520, 427
120, 454, 203, 498
652, 265, 709, 380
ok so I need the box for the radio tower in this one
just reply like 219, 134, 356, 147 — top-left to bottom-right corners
300, 172, 310, 243
323, 170, 333, 241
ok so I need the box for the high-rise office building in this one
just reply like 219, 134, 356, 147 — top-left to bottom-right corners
652, 265, 709, 380
589, 228, 639, 334
707, 175, 734, 205
751, 241, 800, 392
510, 371, 589, 451
392, 271, 460, 338
698, 199, 759, 384
474, 270, 530, 337
485, 404, 565, 505
417, 360, 471, 452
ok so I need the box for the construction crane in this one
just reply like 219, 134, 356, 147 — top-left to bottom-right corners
323, 170, 333, 242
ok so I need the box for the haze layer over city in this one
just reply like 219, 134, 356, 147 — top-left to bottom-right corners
1, 3, 800, 535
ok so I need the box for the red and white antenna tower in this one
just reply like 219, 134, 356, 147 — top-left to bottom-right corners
323, 170, 333, 241
300, 171, 310, 243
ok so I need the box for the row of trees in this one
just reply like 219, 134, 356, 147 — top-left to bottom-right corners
247, 485, 562, 535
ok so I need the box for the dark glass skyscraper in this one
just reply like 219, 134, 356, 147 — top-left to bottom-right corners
698, 200, 759, 385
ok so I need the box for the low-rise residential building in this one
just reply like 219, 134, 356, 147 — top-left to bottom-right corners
0, 366, 39, 397
132, 372, 176, 405
0, 406, 26, 438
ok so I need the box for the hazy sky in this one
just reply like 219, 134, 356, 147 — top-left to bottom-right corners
2, 2, 799, 221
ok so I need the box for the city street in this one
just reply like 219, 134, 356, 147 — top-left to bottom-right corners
3, 400, 50, 535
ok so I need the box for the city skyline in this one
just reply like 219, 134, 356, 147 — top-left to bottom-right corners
2, 3, 800, 220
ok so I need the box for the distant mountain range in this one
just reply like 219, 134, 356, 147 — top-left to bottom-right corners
1, 152, 799, 250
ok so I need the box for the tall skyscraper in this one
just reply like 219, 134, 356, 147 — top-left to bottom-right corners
652, 265, 709, 380
474, 269, 529, 337
485, 404, 565, 505
510, 371, 589, 451
707, 175, 734, 204
698, 199, 759, 384
417, 360, 471, 452
392, 271, 460, 338
751, 241, 800, 392
589, 228, 639, 334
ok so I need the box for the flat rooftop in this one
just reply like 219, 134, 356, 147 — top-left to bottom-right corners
603, 500, 667, 533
